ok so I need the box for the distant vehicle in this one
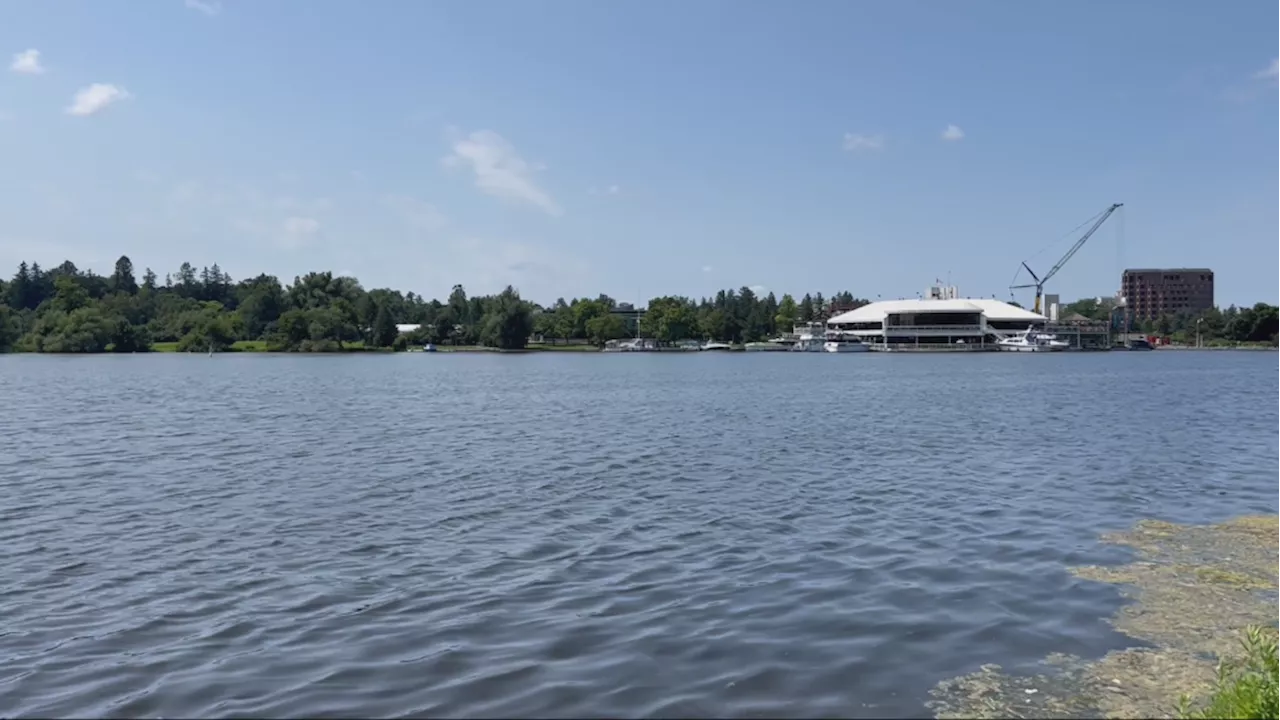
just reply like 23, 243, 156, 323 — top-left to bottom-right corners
423, 343, 437, 353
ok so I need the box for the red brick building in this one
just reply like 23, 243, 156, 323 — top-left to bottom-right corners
1120, 268, 1214, 322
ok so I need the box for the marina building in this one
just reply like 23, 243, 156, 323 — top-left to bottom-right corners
826, 290, 1047, 350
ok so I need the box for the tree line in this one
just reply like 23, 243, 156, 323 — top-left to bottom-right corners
0, 255, 869, 353
535, 289, 868, 347
0, 257, 536, 353
1060, 297, 1278, 346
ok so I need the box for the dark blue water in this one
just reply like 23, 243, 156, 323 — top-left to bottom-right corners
0, 351, 1275, 718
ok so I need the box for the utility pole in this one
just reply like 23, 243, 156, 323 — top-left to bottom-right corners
1196, 318, 1203, 349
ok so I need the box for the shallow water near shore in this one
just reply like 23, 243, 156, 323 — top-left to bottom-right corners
0, 351, 1276, 718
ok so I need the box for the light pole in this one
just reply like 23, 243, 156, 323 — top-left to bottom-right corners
1196, 318, 1203, 349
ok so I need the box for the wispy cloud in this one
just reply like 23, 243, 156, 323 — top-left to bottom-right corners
382, 194, 447, 232
702, 265, 713, 273
1255, 58, 1278, 80
184, 0, 222, 16
941, 124, 966, 141
66, 83, 130, 116
444, 130, 562, 217
9, 49, 44, 75
842, 133, 884, 152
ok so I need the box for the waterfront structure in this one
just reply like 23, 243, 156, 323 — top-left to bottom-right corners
826, 291, 1046, 349
1048, 313, 1112, 350
1120, 268, 1214, 322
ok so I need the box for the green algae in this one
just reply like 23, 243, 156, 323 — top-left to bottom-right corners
929, 515, 1279, 720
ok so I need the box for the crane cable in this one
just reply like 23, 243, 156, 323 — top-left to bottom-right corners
1009, 206, 1110, 289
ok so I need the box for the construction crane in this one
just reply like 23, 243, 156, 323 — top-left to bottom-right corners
1011, 203, 1123, 315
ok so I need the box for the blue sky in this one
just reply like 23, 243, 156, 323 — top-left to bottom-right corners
1, 0, 1275, 307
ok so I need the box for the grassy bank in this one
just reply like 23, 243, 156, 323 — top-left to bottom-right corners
151, 340, 270, 352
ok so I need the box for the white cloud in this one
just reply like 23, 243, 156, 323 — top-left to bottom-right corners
382, 194, 447, 232
444, 130, 562, 216
9, 49, 44, 75
749, 284, 768, 295
66, 83, 130, 116
842, 133, 884, 152
606, 184, 620, 195
1255, 58, 1278, 80
184, 0, 222, 16
702, 265, 713, 273
941, 124, 965, 141
280, 216, 320, 248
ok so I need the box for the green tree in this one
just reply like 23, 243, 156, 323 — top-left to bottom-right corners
177, 310, 240, 352
236, 275, 287, 340
110, 255, 139, 295
25, 307, 114, 352
372, 301, 398, 347
775, 293, 798, 332
7, 262, 35, 311
0, 306, 18, 352
642, 296, 698, 344
798, 293, 814, 322
478, 286, 533, 350
109, 317, 151, 353
585, 312, 627, 346
50, 275, 91, 314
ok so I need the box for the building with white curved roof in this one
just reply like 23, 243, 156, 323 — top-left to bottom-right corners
826, 287, 1046, 349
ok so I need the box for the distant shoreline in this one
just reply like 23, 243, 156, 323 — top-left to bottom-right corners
4, 342, 1277, 356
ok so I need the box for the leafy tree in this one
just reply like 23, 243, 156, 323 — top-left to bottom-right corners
51, 275, 91, 314
478, 286, 533, 350
775, 293, 798, 332
642, 296, 698, 344
109, 317, 151, 353
372, 301, 398, 347
25, 307, 114, 353
0, 306, 18, 352
585, 312, 627, 346
236, 275, 287, 339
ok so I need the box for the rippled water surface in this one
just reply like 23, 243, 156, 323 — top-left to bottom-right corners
1, 351, 1276, 718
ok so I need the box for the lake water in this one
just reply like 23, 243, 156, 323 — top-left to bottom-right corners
0, 351, 1275, 718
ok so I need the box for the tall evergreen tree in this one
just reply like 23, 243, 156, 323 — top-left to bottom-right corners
110, 255, 138, 295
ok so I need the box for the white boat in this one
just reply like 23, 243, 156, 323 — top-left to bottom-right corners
822, 330, 870, 353
790, 333, 824, 352
699, 341, 733, 351
996, 325, 1069, 352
